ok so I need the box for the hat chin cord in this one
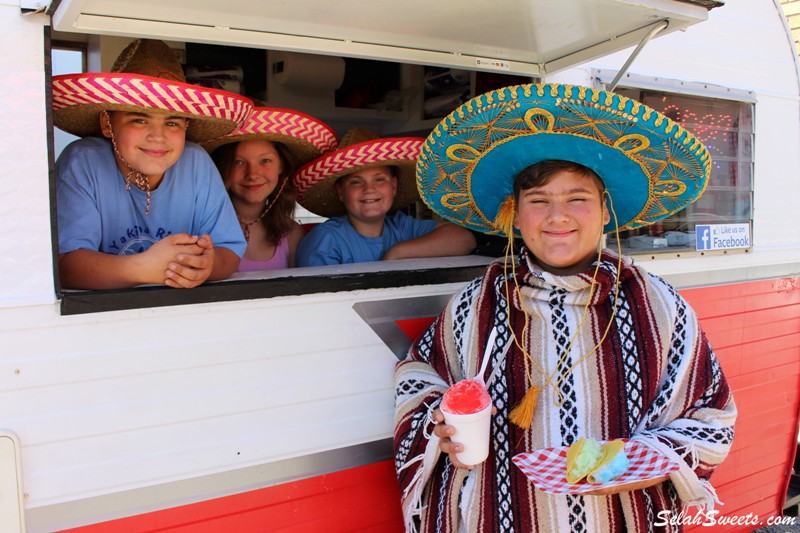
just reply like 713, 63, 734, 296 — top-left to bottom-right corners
236, 173, 289, 242
103, 112, 152, 216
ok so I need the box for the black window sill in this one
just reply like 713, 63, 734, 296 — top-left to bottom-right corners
58, 256, 496, 315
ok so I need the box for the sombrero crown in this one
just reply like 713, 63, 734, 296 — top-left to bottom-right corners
52, 39, 254, 143
202, 106, 338, 168
293, 127, 425, 218
416, 83, 712, 235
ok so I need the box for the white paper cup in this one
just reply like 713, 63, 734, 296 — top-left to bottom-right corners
441, 402, 492, 466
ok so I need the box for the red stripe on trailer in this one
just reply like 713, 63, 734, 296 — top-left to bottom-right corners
60, 460, 404, 533
683, 277, 800, 532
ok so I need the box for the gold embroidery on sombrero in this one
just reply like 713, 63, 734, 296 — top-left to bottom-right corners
426, 154, 461, 193
441, 192, 473, 210
636, 136, 708, 222
631, 179, 688, 227
523, 108, 555, 132
654, 180, 688, 196
429, 102, 523, 195
614, 134, 650, 154
445, 144, 481, 163
554, 99, 637, 142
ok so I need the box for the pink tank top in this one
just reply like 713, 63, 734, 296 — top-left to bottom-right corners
237, 236, 290, 272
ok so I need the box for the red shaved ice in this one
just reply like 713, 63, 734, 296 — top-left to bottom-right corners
441, 379, 491, 415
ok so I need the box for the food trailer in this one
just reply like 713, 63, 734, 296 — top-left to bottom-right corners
1, 0, 799, 531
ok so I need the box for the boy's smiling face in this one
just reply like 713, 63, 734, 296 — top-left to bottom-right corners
336, 165, 397, 227
101, 111, 188, 186
514, 169, 610, 275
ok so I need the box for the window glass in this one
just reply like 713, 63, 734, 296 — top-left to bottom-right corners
52, 46, 86, 158
613, 88, 754, 253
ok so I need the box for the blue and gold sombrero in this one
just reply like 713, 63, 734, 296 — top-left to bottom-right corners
416, 83, 711, 235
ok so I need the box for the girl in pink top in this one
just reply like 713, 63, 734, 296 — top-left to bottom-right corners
237, 234, 290, 272
205, 107, 337, 271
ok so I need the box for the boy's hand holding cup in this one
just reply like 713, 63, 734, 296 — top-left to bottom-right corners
439, 379, 493, 466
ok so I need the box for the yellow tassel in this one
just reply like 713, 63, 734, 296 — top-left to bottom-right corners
495, 193, 539, 430
509, 385, 540, 429
492, 195, 516, 237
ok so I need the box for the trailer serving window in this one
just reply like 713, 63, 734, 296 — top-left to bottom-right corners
54, 55, 756, 315
596, 72, 755, 256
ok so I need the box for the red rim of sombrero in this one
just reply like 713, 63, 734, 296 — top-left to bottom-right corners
52, 39, 254, 144
202, 106, 338, 168
293, 127, 424, 218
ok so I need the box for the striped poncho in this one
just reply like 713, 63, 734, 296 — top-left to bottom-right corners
394, 250, 736, 532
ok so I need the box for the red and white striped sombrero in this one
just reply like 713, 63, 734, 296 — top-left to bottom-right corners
52, 39, 254, 144
202, 106, 338, 168
293, 127, 424, 218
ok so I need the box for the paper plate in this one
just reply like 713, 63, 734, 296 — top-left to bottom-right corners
512, 439, 679, 495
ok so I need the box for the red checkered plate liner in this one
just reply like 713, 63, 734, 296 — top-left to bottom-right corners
512, 439, 679, 495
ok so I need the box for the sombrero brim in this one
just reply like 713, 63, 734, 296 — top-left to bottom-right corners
52, 73, 254, 144
202, 107, 338, 167
416, 83, 712, 235
293, 137, 424, 218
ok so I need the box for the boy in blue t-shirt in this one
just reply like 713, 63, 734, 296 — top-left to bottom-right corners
294, 129, 476, 267
52, 39, 253, 289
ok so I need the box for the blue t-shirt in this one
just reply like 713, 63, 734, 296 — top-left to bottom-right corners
297, 211, 439, 267
56, 137, 246, 258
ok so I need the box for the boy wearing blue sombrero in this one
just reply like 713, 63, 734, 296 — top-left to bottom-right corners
395, 84, 736, 532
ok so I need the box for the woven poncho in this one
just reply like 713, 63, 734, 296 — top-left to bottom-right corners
394, 250, 736, 532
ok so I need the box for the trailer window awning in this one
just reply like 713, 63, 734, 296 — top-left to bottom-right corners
51, 0, 719, 76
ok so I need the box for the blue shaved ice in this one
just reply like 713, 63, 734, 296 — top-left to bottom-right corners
588, 450, 629, 484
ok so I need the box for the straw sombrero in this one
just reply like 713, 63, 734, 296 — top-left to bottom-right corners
52, 39, 254, 144
416, 83, 711, 235
293, 127, 425, 218
202, 106, 338, 167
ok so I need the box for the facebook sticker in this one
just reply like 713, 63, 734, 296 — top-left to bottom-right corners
696, 225, 712, 250
695, 224, 750, 251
